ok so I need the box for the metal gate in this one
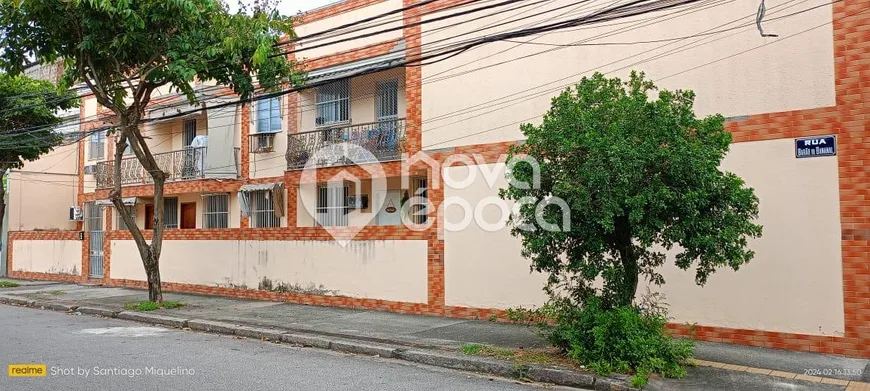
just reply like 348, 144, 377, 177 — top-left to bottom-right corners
85, 202, 104, 278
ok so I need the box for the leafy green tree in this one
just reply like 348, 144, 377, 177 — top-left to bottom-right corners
0, 0, 301, 302
502, 71, 762, 309
0, 74, 77, 246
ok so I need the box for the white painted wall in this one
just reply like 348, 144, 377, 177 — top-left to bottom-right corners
111, 239, 429, 303
12, 240, 81, 275
421, 0, 835, 149
443, 138, 843, 335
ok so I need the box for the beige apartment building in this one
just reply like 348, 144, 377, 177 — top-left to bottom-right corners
6, 0, 870, 358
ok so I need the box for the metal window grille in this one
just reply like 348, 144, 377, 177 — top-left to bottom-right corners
183, 119, 197, 146
316, 79, 350, 126
116, 205, 135, 230
164, 197, 179, 229
85, 202, 104, 277
376, 80, 399, 121
412, 177, 428, 224
251, 190, 280, 228
256, 97, 282, 133
316, 183, 348, 227
202, 193, 229, 229
89, 131, 105, 160
85, 201, 102, 231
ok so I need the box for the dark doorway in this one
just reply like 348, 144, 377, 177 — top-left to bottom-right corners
144, 204, 154, 230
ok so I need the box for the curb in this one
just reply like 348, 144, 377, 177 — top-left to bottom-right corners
0, 297, 636, 390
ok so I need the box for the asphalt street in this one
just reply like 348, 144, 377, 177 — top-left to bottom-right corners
0, 305, 568, 391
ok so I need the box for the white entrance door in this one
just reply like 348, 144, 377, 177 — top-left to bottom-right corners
376, 190, 402, 226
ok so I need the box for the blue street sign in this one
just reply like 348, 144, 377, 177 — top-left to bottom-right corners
795, 136, 836, 158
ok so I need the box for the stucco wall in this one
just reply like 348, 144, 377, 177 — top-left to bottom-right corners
110, 239, 428, 303
295, 0, 404, 60
421, 0, 835, 149
9, 143, 79, 231
12, 240, 81, 275
443, 138, 843, 335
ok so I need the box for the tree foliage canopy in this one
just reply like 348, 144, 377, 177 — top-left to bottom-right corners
502, 71, 762, 308
0, 0, 301, 113
0, 73, 77, 169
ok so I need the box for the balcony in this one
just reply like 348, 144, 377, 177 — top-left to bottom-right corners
286, 118, 406, 170
95, 147, 240, 188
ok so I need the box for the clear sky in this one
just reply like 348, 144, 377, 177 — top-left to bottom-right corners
226, 0, 344, 15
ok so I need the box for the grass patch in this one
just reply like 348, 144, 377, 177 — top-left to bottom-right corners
459, 343, 516, 360
0, 280, 20, 288
123, 300, 185, 311
459, 343, 581, 369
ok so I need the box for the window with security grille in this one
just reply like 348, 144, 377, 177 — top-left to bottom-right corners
89, 131, 105, 160
164, 197, 179, 229
251, 190, 280, 228
116, 205, 135, 230
183, 119, 197, 146
316, 79, 350, 126
316, 183, 348, 227
202, 193, 229, 229
256, 97, 282, 133
412, 177, 428, 224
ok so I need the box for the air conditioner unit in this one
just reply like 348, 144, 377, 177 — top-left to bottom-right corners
83, 165, 96, 175
69, 206, 83, 221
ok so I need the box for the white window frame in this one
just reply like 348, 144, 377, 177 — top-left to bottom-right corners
89, 131, 105, 161
316, 183, 349, 227
316, 79, 350, 127
255, 97, 283, 134
202, 193, 230, 229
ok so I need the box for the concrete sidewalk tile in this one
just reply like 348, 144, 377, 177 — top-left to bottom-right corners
527, 366, 595, 389
232, 326, 285, 342
847, 382, 870, 391
40, 302, 78, 312
187, 319, 239, 335
76, 306, 118, 318
821, 377, 851, 386
280, 333, 332, 349
794, 374, 824, 382
769, 370, 798, 379
329, 339, 398, 358
117, 311, 188, 328
721, 364, 748, 371
745, 367, 772, 375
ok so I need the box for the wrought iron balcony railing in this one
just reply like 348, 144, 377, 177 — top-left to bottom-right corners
95, 147, 240, 188
286, 118, 406, 170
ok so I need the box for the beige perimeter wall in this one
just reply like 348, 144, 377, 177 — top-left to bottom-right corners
111, 239, 428, 303
421, 0, 835, 149
443, 138, 844, 336
12, 240, 82, 275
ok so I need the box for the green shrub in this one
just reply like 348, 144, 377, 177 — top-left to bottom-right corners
544, 297, 693, 388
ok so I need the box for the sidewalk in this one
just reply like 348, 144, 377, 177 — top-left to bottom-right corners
2, 279, 868, 390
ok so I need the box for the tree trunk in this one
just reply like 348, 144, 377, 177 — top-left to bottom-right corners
109, 122, 167, 304
615, 216, 639, 308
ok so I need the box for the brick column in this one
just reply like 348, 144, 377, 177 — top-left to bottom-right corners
833, 0, 870, 357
